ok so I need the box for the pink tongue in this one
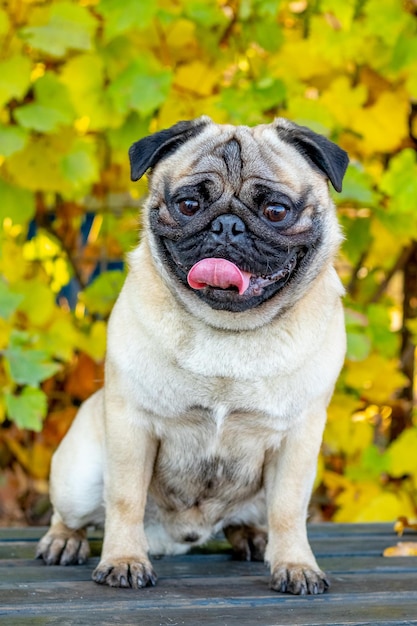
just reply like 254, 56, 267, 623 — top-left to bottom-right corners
187, 258, 251, 295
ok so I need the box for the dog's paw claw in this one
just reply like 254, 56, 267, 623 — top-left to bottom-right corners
37, 528, 89, 566
92, 559, 157, 588
270, 564, 329, 595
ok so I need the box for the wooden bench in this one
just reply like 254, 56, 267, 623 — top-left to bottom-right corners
1, 523, 417, 625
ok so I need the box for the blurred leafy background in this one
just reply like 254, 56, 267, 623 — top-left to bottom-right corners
0, 0, 416, 526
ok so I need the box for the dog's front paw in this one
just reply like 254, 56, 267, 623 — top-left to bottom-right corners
36, 527, 90, 566
270, 563, 330, 595
92, 558, 157, 588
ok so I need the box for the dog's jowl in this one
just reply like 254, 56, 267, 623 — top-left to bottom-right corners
37, 117, 348, 594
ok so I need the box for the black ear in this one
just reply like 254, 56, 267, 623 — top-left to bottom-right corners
275, 120, 349, 192
129, 117, 210, 182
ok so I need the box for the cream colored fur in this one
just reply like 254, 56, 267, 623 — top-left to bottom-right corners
38, 118, 347, 594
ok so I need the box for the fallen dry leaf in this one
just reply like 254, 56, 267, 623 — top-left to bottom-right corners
394, 516, 417, 536
383, 542, 417, 557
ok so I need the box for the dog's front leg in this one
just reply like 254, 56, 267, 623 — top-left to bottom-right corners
92, 385, 158, 589
264, 405, 329, 595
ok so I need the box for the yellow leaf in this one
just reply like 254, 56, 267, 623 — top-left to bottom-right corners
165, 19, 197, 63
156, 94, 227, 129
394, 516, 417, 536
387, 427, 417, 488
0, 240, 27, 282
270, 31, 331, 82
36, 314, 77, 361
15, 279, 56, 327
0, 318, 11, 350
406, 62, 417, 99
320, 77, 367, 128
5, 438, 52, 479
76, 320, 107, 362
6, 131, 73, 193
368, 219, 409, 269
324, 393, 371, 455
383, 542, 417, 557
174, 60, 219, 97
322, 469, 351, 492
286, 96, 336, 130
354, 491, 415, 523
60, 53, 119, 130
314, 453, 325, 490
333, 480, 381, 522
344, 355, 408, 404
352, 91, 409, 155
320, 0, 357, 30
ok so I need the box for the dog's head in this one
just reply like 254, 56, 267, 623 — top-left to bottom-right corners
129, 117, 348, 327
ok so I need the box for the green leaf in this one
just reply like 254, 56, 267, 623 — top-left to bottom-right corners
15, 104, 69, 133
219, 79, 286, 124
0, 55, 32, 108
107, 112, 150, 162
337, 164, 377, 205
346, 331, 371, 361
345, 445, 390, 482
367, 304, 399, 358
4, 343, 61, 386
107, 60, 173, 116
407, 319, 417, 344
80, 270, 126, 316
60, 139, 99, 193
14, 73, 75, 133
19, 2, 97, 57
98, 0, 159, 40
0, 125, 28, 158
60, 53, 119, 130
344, 308, 368, 328
341, 217, 371, 265
380, 149, 417, 214
320, 0, 357, 30
243, 20, 283, 53
5, 387, 47, 432
6, 131, 74, 194
0, 281, 24, 319
36, 316, 78, 362
184, 0, 229, 27
0, 178, 35, 224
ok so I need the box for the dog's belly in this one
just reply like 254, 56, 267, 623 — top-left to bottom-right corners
146, 408, 278, 547
152, 446, 263, 512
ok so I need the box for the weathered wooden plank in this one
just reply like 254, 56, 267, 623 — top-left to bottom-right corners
1, 525, 416, 626
2, 593, 417, 626
0, 540, 103, 560
0, 522, 401, 542
0, 535, 405, 559
1, 572, 417, 604
1, 554, 417, 585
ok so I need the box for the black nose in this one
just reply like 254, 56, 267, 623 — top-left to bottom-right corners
183, 532, 200, 543
210, 215, 246, 243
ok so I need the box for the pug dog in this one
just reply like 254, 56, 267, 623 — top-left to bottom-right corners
37, 116, 348, 595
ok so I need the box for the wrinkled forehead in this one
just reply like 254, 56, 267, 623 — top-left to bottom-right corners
150, 123, 324, 196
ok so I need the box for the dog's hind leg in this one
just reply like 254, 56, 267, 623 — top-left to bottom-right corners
37, 390, 105, 565
224, 524, 268, 561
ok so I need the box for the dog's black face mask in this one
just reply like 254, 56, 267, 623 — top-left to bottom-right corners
129, 118, 348, 313
149, 175, 319, 312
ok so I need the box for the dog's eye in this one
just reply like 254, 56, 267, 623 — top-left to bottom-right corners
178, 199, 200, 216
263, 204, 289, 223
